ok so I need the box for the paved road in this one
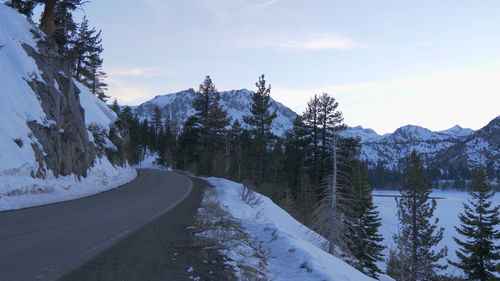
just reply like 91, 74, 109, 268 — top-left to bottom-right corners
58, 177, 235, 281
0, 169, 192, 281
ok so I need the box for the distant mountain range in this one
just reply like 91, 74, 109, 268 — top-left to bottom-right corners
132, 89, 500, 182
343, 117, 500, 174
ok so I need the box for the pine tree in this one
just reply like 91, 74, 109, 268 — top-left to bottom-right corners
391, 150, 447, 281
449, 166, 500, 281
229, 119, 243, 181
151, 105, 163, 135
283, 116, 309, 200
53, 0, 79, 54
157, 114, 176, 168
348, 160, 385, 278
302, 94, 321, 186
243, 74, 277, 182
318, 93, 345, 184
69, 17, 103, 84
309, 98, 351, 258
191, 75, 230, 175
193, 75, 218, 137
177, 116, 200, 172
89, 66, 109, 101
110, 98, 120, 114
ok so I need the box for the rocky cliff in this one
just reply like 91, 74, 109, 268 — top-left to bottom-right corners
0, 4, 136, 209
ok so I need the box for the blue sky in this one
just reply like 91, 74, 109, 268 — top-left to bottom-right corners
62, 1, 500, 133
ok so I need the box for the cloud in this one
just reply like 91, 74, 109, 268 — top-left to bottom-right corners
255, 0, 281, 8
233, 31, 358, 51
104, 74, 160, 105
107, 67, 175, 78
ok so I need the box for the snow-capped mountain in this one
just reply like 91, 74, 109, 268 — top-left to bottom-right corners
434, 116, 500, 172
342, 124, 476, 169
342, 126, 384, 143
439, 125, 475, 138
133, 88, 297, 136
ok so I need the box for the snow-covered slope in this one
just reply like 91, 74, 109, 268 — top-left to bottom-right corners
203, 177, 394, 281
439, 125, 474, 138
0, 4, 136, 210
434, 116, 500, 174
343, 124, 475, 169
0, 4, 48, 174
342, 126, 383, 143
134, 88, 297, 136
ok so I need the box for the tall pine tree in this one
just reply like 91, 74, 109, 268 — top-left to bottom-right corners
449, 166, 500, 281
192, 75, 230, 175
318, 93, 345, 185
68, 17, 103, 87
348, 160, 385, 278
243, 74, 277, 182
302, 94, 321, 187
391, 150, 447, 281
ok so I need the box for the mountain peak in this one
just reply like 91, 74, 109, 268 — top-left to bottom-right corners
388, 125, 438, 141
341, 125, 381, 142
439, 125, 474, 137
133, 88, 296, 135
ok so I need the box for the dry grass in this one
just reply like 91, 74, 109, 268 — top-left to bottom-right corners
239, 183, 261, 207
6, 185, 55, 197
189, 188, 269, 281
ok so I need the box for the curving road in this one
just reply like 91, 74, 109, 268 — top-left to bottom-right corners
0, 169, 192, 281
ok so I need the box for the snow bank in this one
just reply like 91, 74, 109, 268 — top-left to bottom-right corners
0, 159, 136, 211
205, 177, 392, 281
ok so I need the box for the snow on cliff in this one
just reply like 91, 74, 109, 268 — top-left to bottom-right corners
0, 4, 136, 211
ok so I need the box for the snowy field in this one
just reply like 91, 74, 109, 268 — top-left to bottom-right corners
373, 189, 500, 276
205, 177, 394, 281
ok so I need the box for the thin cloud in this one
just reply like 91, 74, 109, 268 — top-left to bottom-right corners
275, 32, 356, 50
255, 0, 281, 8
107, 67, 175, 78
106, 76, 158, 105
234, 31, 358, 51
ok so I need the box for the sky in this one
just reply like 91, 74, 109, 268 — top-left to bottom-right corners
35, 1, 500, 134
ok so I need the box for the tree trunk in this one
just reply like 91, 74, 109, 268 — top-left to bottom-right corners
328, 134, 338, 254
411, 193, 417, 281
39, 0, 57, 37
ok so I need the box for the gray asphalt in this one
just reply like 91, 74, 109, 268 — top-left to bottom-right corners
0, 169, 192, 281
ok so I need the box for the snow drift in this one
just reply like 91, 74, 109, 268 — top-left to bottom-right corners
203, 177, 394, 281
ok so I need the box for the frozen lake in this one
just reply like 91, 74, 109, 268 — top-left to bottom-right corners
373, 189, 500, 276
